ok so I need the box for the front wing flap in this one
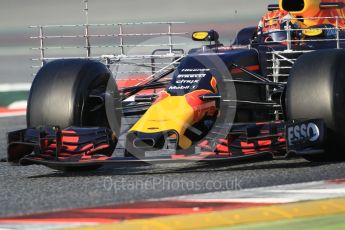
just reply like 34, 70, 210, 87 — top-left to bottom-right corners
7, 126, 116, 164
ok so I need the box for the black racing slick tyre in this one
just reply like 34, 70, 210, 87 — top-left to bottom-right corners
286, 49, 345, 162
27, 59, 121, 157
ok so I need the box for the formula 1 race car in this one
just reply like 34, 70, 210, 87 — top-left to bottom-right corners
7, 0, 345, 171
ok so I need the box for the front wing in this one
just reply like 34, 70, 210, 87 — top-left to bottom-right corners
6, 121, 294, 170
7, 119, 329, 171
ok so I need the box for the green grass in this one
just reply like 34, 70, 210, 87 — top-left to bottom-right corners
0, 91, 29, 107
208, 214, 345, 230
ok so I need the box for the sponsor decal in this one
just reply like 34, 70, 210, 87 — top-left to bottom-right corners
175, 74, 206, 85
287, 122, 320, 146
168, 85, 192, 90
180, 69, 210, 72
177, 74, 206, 78
168, 73, 207, 91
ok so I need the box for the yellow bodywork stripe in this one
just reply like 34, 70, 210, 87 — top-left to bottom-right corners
67, 198, 345, 230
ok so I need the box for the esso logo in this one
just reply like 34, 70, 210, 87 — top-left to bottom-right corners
287, 123, 320, 145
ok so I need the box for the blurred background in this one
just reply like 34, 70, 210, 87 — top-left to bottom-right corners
0, 0, 274, 84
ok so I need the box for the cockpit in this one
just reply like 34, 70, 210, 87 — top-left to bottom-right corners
255, 0, 345, 46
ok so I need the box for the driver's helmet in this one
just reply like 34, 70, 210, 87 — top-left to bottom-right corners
258, 9, 291, 42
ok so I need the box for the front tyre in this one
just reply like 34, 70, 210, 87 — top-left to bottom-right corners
27, 59, 121, 157
286, 49, 345, 162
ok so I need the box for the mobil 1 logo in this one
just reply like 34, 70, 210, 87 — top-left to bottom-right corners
286, 119, 325, 150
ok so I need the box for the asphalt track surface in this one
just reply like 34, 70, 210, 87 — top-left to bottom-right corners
1, 116, 345, 217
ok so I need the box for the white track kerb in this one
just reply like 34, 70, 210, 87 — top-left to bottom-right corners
0, 179, 344, 230
173, 179, 345, 204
